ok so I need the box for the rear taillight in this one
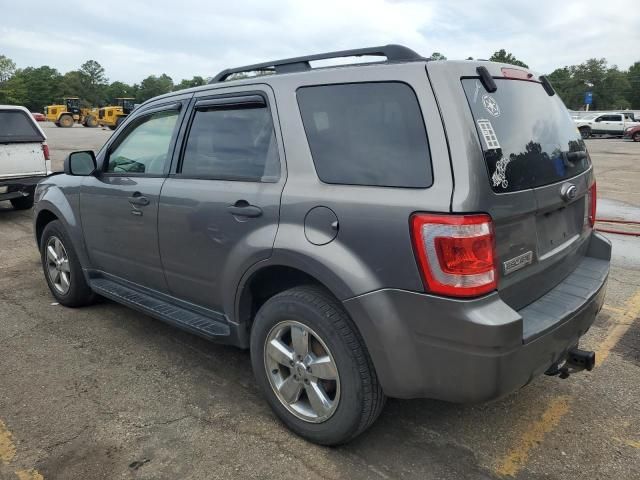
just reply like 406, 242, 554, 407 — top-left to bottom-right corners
42, 143, 50, 161
588, 181, 597, 228
410, 214, 498, 298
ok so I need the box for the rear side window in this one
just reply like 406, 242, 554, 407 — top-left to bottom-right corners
0, 110, 44, 143
297, 82, 432, 188
462, 78, 589, 192
181, 106, 280, 182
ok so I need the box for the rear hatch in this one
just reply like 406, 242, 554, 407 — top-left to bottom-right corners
0, 108, 48, 180
427, 62, 594, 310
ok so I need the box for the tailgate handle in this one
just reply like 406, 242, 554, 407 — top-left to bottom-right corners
565, 151, 587, 162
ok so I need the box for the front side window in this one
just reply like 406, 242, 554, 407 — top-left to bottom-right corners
106, 110, 179, 175
180, 105, 280, 182
297, 82, 432, 188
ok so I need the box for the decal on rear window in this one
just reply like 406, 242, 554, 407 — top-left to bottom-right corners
491, 156, 512, 189
473, 81, 481, 103
477, 119, 501, 150
481, 94, 500, 117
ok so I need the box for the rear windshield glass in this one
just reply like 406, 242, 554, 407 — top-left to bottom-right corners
462, 78, 589, 193
0, 110, 44, 143
297, 82, 432, 188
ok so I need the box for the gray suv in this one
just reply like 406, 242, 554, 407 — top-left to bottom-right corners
34, 45, 611, 445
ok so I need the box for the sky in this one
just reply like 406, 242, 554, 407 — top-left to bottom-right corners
0, 0, 638, 84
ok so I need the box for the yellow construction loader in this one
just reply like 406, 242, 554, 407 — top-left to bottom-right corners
98, 98, 135, 130
44, 97, 98, 128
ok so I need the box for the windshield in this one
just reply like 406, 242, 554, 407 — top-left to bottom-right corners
462, 78, 589, 193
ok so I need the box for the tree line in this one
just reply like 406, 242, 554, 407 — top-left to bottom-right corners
0, 56, 206, 112
0, 50, 638, 112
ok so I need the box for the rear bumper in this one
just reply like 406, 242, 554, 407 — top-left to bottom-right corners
0, 175, 47, 200
343, 232, 611, 402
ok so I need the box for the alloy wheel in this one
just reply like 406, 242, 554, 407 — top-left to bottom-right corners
45, 236, 71, 295
264, 320, 340, 423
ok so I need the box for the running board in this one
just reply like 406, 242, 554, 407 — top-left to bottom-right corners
90, 278, 230, 340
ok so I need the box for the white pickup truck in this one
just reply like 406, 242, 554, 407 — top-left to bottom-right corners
0, 105, 51, 210
575, 112, 640, 139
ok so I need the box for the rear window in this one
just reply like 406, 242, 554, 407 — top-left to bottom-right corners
297, 82, 432, 188
462, 79, 589, 193
0, 110, 44, 143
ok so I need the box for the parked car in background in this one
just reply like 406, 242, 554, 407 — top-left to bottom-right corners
31, 112, 46, 122
623, 124, 640, 142
33, 45, 610, 445
575, 112, 640, 138
0, 105, 51, 210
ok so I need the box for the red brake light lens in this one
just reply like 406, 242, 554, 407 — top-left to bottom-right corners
411, 214, 497, 297
42, 143, 50, 161
501, 67, 534, 80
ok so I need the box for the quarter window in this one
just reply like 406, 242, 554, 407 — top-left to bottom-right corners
297, 82, 432, 188
106, 110, 179, 175
180, 105, 280, 182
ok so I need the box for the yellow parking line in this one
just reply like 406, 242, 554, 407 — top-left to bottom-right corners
601, 304, 625, 315
494, 396, 570, 477
616, 438, 640, 449
0, 419, 44, 479
0, 419, 16, 464
494, 288, 640, 477
16, 470, 44, 480
595, 290, 640, 367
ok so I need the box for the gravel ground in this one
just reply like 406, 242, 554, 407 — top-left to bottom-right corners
0, 124, 638, 480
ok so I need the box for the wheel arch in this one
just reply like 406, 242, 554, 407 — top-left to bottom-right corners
33, 190, 90, 270
35, 209, 59, 247
234, 261, 350, 348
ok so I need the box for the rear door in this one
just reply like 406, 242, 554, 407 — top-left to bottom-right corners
0, 109, 47, 180
427, 62, 594, 309
158, 86, 285, 312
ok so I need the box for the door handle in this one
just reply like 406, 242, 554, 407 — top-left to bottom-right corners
227, 200, 263, 218
128, 193, 150, 206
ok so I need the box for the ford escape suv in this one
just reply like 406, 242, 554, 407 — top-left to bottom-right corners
33, 45, 611, 445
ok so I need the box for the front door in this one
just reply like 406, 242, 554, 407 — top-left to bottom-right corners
80, 104, 184, 291
158, 88, 285, 312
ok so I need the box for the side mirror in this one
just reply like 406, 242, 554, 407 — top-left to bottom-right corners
594, 117, 602, 123
64, 151, 97, 176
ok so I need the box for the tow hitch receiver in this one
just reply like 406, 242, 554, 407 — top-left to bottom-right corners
545, 348, 596, 379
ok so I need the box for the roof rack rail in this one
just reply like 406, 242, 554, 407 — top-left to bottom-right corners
210, 44, 423, 83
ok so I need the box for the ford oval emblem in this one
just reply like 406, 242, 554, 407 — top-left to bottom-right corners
561, 183, 577, 202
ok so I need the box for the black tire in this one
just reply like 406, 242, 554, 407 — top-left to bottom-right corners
59, 114, 74, 128
108, 125, 117, 131
85, 115, 98, 128
250, 285, 385, 445
633, 132, 640, 142
115, 116, 126, 128
579, 126, 591, 139
10, 195, 34, 210
40, 220, 95, 307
